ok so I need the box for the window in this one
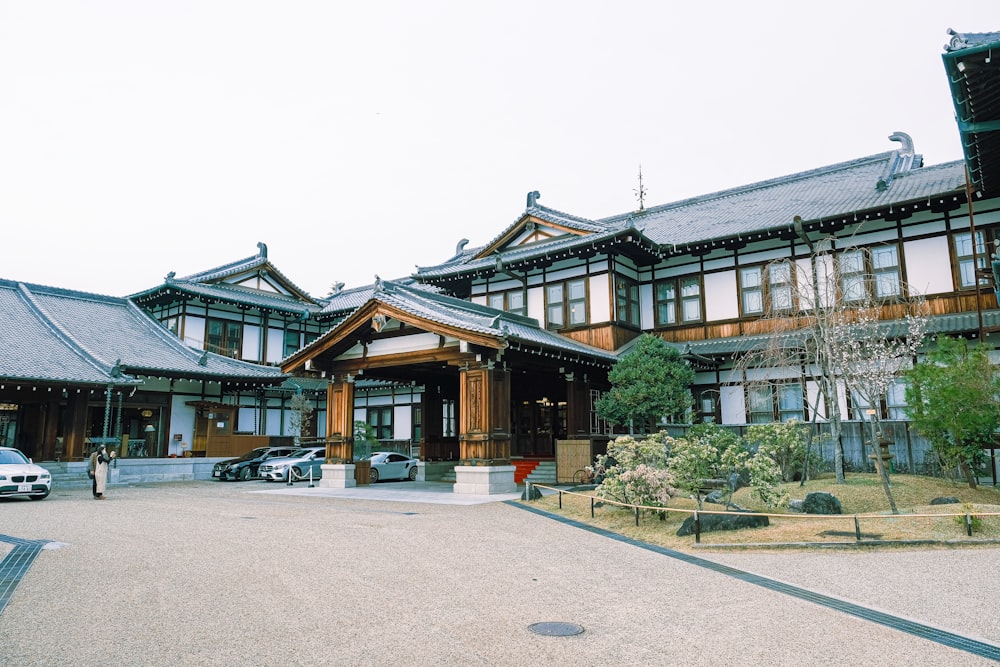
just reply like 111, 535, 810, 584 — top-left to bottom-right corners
487, 289, 526, 316
589, 389, 612, 435
164, 316, 179, 336
546, 279, 587, 329
614, 275, 640, 327
411, 405, 422, 444
367, 406, 393, 440
442, 399, 456, 437
850, 380, 909, 420
283, 330, 301, 357
838, 246, 901, 302
205, 319, 242, 358
696, 388, 720, 423
654, 277, 702, 326
954, 230, 992, 289
747, 383, 804, 423
740, 261, 795, 316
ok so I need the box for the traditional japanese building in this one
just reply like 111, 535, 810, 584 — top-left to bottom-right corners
0, 280, 285, 462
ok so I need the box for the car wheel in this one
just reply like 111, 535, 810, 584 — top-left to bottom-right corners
408, 466, 418, 481
369, 468, 379, 483
29, 490, 50, 501
291, 466, 304, 481
239, 466, 253, 481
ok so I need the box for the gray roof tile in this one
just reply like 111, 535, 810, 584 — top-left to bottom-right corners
0, 280, 285, 385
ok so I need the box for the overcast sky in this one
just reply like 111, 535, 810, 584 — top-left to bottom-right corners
1, 1, 998, 299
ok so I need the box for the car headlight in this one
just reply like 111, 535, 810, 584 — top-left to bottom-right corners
0, 474, 7, 481
273, 463, 288, 471
40, 472, 50, 480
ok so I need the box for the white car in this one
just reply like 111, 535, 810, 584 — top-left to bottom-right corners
257, 446, 326, 482
0, 447, 52, 501
363, 451, 419, 483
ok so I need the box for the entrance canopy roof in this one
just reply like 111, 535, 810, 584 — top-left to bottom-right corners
282, 279, 616, 383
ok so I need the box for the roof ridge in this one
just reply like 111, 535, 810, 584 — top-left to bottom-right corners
600, 151, 900, 223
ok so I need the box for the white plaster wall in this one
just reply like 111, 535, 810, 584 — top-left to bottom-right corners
589, 274, 611, 323
265, 408, 283, 436
367, 333, 447, 356
394, 405, 412, 440
168, 395, 197, 456
184, 315, 205, 348
527, 285, 545, 322
471, 295, 487, 306
639, 282, 654, 330
903, 236, 952, 296
720, 385, 746, 424
242, 325, 261, 362
265, 327, 284, 363
704, 270, 738, 321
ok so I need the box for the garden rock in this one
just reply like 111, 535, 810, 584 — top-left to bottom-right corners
787, 499, 804, 513
802, 492, 843, 515
676, 510, 769, 536
704, 490, 726, 505
929, 496, 960, 506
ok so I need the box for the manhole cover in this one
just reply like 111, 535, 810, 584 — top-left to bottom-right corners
528, 622, 584, 637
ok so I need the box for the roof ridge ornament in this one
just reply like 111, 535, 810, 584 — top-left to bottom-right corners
876, 132, 918, 191
526, 190, 541, 209
257, 242, 268, 259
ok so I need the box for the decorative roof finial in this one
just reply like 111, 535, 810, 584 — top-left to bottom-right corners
257, 242, 268, 258
374, 275, 384, 292
526, 190, 541, 208
634, 164, 647, 212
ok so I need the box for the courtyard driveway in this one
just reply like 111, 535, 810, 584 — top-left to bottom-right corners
1, 480, 998, 666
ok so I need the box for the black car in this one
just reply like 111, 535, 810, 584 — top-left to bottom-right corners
212, 446, 299, 481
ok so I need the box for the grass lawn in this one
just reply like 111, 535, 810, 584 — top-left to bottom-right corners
523, 473, 1000, 550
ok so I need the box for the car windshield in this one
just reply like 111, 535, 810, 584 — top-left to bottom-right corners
289, 448, 318, 458
0, 449, 29, 465
236, 449, 268, 462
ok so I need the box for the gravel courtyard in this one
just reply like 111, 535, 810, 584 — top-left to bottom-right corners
1, 480, 998, 666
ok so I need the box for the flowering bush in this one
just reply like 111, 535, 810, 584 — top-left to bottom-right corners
596, 432, 675, 509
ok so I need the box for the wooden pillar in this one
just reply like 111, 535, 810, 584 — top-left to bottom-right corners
458, 366, 511, 464
40, 399, 60, 461
565, 375, 591, 439
325, 378, 355, 462
64, 392, 89, 460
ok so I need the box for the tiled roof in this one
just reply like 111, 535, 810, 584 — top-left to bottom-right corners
414, 148, 967, 280
0, 280, 286, 385
676, 310, 1000, 358
289, 279, 618, 366
133, 280, 325, 316
942, 29, 1000, 196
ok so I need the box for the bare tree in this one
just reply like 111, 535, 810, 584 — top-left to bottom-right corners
735, 226, 928, 504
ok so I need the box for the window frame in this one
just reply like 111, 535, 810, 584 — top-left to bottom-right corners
487, 288, 527, 316
747, 382, 805, 423
367, 406, 393, 441
654, 276, 703, 327
836, 244, 902, 303
953, 229, 994, 290
545, 278, 588, 330
739, 260, 796, 316
614, 274, 641, 327
205, 318, 242, 358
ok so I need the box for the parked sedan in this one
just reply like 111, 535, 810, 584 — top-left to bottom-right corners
212, 446, 299, 481
0, 446, 52, 500
257, 446, 327, 482
364, 451, 419, 483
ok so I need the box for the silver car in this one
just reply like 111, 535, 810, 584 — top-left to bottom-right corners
257, 446, 326, 482
0, 447, 52, 500
364, 451, 419, 483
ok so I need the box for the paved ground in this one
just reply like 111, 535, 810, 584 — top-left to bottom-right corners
1, 479, 999, 666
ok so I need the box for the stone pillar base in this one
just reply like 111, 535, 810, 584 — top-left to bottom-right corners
319, 463, 356, 489
453, 465, 516, 495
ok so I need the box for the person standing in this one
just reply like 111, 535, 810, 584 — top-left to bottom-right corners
88, 446, 99, 498
93, 444, 115, 499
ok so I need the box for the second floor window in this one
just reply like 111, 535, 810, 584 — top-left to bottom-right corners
284, 330, 301, 357
839, 245, 901, 302
954, 230, 992, 289
655, 277, 702, 326
614, 275, 640, 327
206, 319, 242, 358
740, 261, 795, 316
487, 289, 527, 316
546, 279, 587, 329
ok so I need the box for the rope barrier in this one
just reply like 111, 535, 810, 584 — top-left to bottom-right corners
523, 483, 1000, 545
